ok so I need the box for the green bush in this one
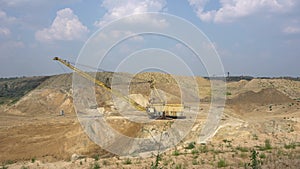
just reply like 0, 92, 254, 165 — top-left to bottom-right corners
217, 159, 227, 168
252, 134, 258, 140
248, 150, 261, 169
259, 153, 266, 159
185, 142, 195, 149
91, 162, 100, 169
173, 150, 180, 156
175, 163, 183, 169
102, 160, 109, 166
199, 145, 208, 153
192, 159, 199, 165
284, 143, 296, 149
92, 154, 99, 161
191, 149, 199, 155
4, 160, 14, 165
264, 139, 272, 150
123, 158, 132, 165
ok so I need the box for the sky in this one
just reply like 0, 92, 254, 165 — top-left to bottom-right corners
0, 0, 300, 77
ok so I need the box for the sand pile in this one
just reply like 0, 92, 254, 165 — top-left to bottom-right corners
229, 88, 294, 105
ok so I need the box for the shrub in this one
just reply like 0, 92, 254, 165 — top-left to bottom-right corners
192, 159, 199, 165
199, 145, 208, 153
248, 149, 261, 169
192, 149, 199, 155
185, 142, 195, 149
173, 150, 180, 156
163, 159, 169, 166
91, 162, 100, 169
123, 158, 132, 165
102, 160, 109, 166
259, 153, 266, 159
175, 163, 183, 169
92, 154, 99, 161
151, 154, 161, 169
217, 159, 227, 168
252, 134, 258, 140
284, 143, 296, 149
264, 139, 272, 150
5, 160, 14, 165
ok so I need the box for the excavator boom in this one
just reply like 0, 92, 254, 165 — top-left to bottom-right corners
53, 57, 146, 112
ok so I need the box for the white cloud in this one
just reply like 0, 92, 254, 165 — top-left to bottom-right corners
0, 10, 17, 24
35, 8, 89, 42
99, 30, 144, 42
0, 27, 11, 36
94, 0, 167, 27
0, 0, 81, 7
188, 0, 296, 23
0, 10, 17, 37
0, 0, 33, 6
283, 26, 300, 34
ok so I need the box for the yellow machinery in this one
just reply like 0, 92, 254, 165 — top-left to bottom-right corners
53, 57, 185, 119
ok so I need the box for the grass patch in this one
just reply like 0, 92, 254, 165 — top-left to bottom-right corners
4, 160, 14, 165
192, 159, 199, 165
284, 143, 296, 149
123, 158, 132, 165
259, 153, 266, 159
92, 154, 99, 161
102, 160, 109, 166
191, 149, 199, 155
175, 163, 183, 169
259, 139, 272, 151
236, 146, 249, 152
217, 159, 227, 168
252, 134, 258, 140
185, 142, 195, 149
91, 162, 100, 169
173, 150, 180, 156
199, 145, 208, 153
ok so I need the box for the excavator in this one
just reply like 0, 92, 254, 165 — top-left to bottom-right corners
53, 57, 186, 119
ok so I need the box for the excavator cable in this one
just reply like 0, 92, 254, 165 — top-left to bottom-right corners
53, 57, 146, 112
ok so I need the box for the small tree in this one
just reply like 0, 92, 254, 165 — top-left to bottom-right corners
248, 149, 261, 169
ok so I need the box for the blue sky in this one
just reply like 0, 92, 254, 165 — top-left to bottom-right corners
0, 0, 299, 77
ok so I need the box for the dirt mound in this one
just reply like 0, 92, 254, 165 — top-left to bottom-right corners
229, 88, 294, 105
242, 79, 300, 98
